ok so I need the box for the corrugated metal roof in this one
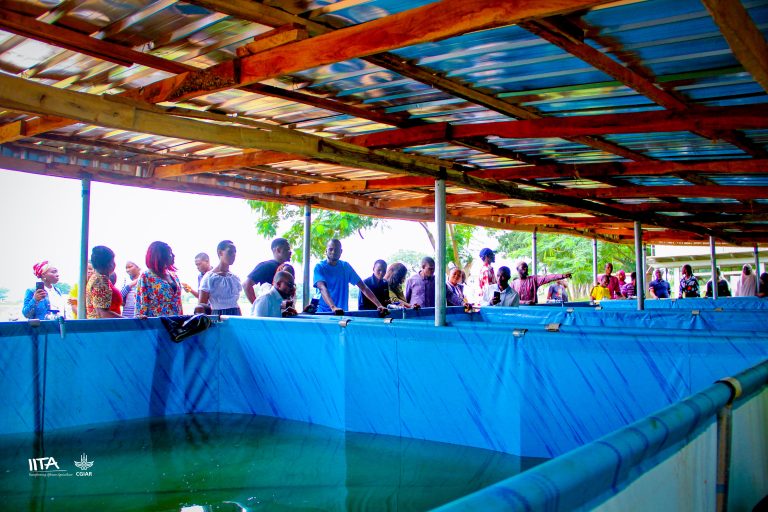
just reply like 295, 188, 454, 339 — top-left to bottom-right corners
0, 0, 766, 244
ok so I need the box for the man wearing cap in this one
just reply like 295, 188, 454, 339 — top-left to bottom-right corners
478, 248, 496, 298
512, 261, 572, 305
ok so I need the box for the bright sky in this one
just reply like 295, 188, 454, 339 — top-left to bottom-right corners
0, 169, 449, 298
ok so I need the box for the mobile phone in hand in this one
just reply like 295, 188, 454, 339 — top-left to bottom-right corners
35, 281, 45, 291
493, 291, 501, 301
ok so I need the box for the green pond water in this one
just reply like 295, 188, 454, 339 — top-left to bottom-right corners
0, 413, 545, 511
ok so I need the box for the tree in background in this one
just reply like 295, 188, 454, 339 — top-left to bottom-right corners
248, 201, 379, 263
56, 283, 72, 295
494, 231, 635, 298
0, 287, 8, 301
386, 249, 429, 273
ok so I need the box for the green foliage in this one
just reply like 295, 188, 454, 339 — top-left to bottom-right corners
0, 287, 8, 301
247, 201, 379, 263
494, 231, 635, 286
387, 249, 429, 273
56, 283, 72, 295
447, 224, 476, 270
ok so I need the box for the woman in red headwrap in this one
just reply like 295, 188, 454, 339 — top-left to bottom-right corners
22, 261, 67, 320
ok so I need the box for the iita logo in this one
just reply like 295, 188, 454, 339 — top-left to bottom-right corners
74, 453, 94, 476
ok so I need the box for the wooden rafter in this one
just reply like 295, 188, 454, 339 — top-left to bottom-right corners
521, 16, 766, 157
549, 185, 768, 200
345, 105, 768, 147
701, 0, 768, 94
127, 0, 617, 104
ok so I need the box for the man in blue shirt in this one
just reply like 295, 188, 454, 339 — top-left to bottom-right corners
648, 269, 671, 299
314, 239, 387, 314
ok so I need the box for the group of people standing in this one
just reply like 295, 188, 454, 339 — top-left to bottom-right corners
589, 262, 768, 303
24, 240, 768, 321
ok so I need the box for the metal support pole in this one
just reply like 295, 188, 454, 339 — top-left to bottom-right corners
435, 178, 446, 327
716, 400, 734, 512
77, 176, 91, 320
755, 245, 761, 294
634, 222, 644, 311
710, 236, 718, 300
592, 237, 598, 284
532, 229, 538, 276
302, 201, 311, 309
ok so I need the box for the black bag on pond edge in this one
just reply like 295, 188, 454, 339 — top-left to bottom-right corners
160, 314, 213, 343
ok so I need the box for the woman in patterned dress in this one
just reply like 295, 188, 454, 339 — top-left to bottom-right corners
136, 241, 183, 317
85, 246, 122, 318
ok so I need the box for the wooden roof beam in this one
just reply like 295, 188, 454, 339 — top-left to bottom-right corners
522, 16, 767, 158
0, 72, 732, 242
154, 150, 301, 178
702, 0, 768, 94
128, 0, 618, 104
346, 105, 768, 147
471, 158, 768, 181
182, 0, 650, 162
280, 176, 434, 196
551, 185, 768, 200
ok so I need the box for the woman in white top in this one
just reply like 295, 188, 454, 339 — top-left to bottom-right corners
197, 240, 242, 316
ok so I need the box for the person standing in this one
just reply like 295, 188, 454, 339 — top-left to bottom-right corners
384, 263, 416, 308
482, 266, 520, 307
243, 238, 292, 304
313, 239, 386, 315
621, 272, 637, 299
197, 240, 242, 316
137, 241, 183, 317
255, 271, 298, 318
648, 269, 671, 299
705, 267, 731, 297
446, 267, 466, 306
359, 259, 389, 310
406, 257, 436, 308
182, 253, 211, 299
679, 264, 700, 298
735, 264, 757, 297
546, 279, 569, 302
512, 261, 571, 305
86, 246, 123, 319
599, 263, 622, 299
478, 248, 496, 298
23, 261, 67, 320
121, 261, 141, 318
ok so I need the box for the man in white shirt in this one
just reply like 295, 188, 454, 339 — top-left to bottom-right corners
481, 266, 520, 307
254, 271, 297, 318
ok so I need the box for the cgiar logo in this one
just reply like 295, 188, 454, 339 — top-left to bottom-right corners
74, 453, 94, 476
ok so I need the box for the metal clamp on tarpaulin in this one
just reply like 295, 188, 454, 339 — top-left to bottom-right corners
716, 376, 743, 404
512, 328, 527, 338
691, 310, 701, 316
566, 308, 574, 314
338, 318, 352, 327
545, 323, 561, 332
384, 317, 394, 324
27, 318, 41, 328
714, 307, 723, 312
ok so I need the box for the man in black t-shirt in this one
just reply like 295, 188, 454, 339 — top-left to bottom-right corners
243, 238, 292, 304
